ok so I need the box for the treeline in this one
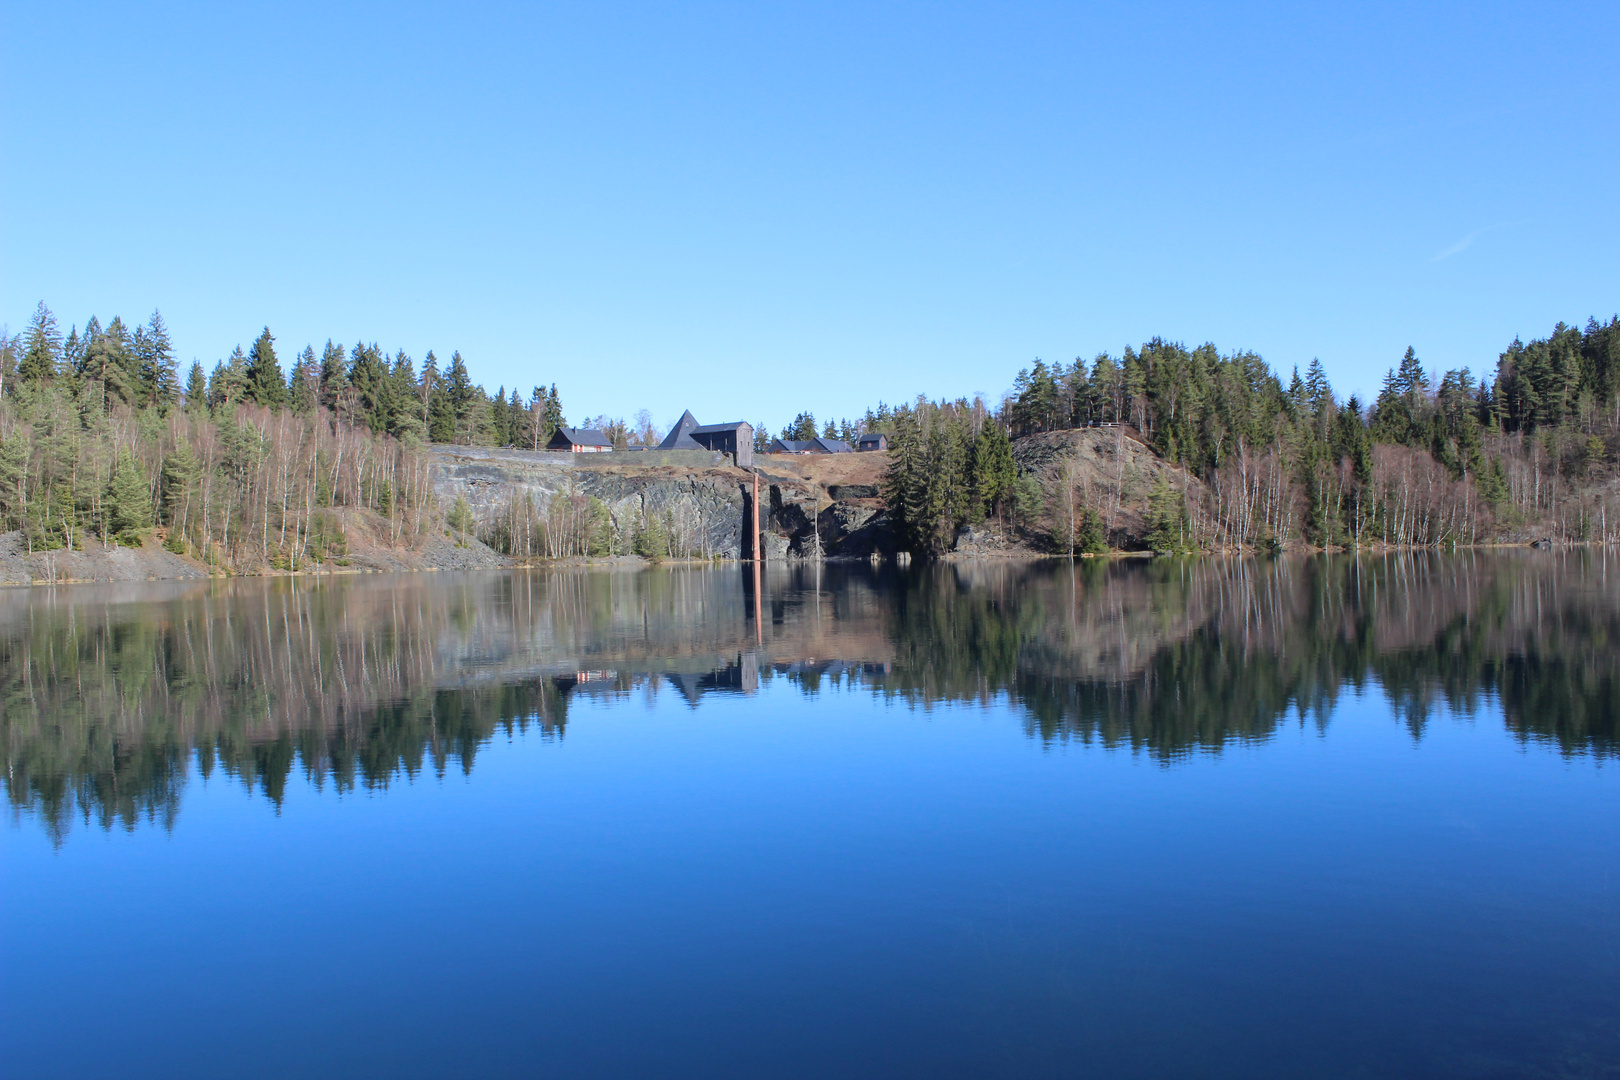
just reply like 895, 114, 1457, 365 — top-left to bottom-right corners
875, 318, 1620, 553
0, 302, 568, 568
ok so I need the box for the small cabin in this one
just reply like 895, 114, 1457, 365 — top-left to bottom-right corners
856, 433, 887, 451
548, 427, 614, 452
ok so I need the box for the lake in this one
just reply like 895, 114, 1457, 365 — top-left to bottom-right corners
3, 553, 1618, 1078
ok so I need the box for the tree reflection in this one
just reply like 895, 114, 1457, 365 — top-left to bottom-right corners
3, 551, 1615, 840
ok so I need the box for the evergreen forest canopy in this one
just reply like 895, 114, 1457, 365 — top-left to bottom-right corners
870, 318, 1620, 554
0, 300, 1616, 568
0, 303, 577, 567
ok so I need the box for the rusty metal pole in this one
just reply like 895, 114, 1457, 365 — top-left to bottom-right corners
752, 468, 763, 645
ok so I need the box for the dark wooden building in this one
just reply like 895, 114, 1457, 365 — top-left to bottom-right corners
659, 410, 754, 467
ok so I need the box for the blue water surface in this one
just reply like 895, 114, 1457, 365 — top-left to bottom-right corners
3, 556, 1617, 1078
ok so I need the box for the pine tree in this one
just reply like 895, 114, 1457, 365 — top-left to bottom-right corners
781, 411, 817, 441
1144, 478, 1187, 553
444, 351, 475, 443
428, 385, 456, 443
245, 327, 287, 408
135, 310, 178, 408
1304, 357, 1332, 418
387, 351, 423, 440
493, 388, 510, 445
1395, 346, 1427, 399
106, 452, 153, 543
318, 340, 346, 408
18, 302, 63, 385
161, 441, 199, 550
211, 347, 250, 408
0, 332, 18, 399
545, 385, 564, 439
972, 420, 1016, 523
82, 316, 138, 408
184, 361, 208, 411
60, 326, 82, 380
288, 346, 318, 414
884, 409, 937, 553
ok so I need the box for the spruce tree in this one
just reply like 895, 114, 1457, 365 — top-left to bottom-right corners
972, 420, 1016, 524
428, 384, 456, 442
445, 352, 475, 442
319, 340, 346, 408
106, 452, 153, 543
419, 351, 440, 429
18, 302, 62, 385
184, 361, 208, 411
63, 325, 84, 377
493, 388, 510, 445
288, 347, 318, 414
212, 347, 250, 407
161, 442, 199, 549
136, 310, 178, 408
245, 327, 286, 408
544, 385, 564, 438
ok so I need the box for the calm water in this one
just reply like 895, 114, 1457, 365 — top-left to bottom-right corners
3, 554, 1618, 1079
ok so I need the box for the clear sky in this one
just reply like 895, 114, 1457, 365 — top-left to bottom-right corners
3, 2, 1615, 433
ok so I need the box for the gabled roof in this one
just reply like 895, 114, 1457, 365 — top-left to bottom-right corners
772, 436, 851, 453
555, 427, 613, 447
857, 432, 886, 445
691, 421, 750, 434
658, 410, 702, 449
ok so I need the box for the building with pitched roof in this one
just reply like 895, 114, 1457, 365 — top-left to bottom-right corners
769, 436, 853, 454
658, 410, 754, 467
548, 427, 614, 452
856, 433, 888, 451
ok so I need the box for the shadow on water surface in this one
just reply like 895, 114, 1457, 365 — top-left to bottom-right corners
2, 550, 1616, 840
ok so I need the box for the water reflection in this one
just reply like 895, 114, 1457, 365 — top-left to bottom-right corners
3, 551, 1616, 840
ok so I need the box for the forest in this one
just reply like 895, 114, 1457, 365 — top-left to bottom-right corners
0, 303, 575, 570
1, 299, 1616, 569
872, 318, 1620, 554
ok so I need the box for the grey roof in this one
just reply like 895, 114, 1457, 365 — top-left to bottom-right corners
691, 421, 750, 434
555, 427, 613, 447
658, 410, 702, 449
857, 432, 886, 445
771, 437, 851, 453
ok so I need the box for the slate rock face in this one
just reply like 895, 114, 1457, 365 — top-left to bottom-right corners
430, 446, 900, 562
431, 446, 751, 558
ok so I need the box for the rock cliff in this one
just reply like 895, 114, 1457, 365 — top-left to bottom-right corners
427, 445, 899, 559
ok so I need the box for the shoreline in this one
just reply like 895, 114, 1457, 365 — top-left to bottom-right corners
2, 538, 1609, 589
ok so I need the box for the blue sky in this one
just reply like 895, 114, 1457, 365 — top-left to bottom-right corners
3, 1, 1615, 432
